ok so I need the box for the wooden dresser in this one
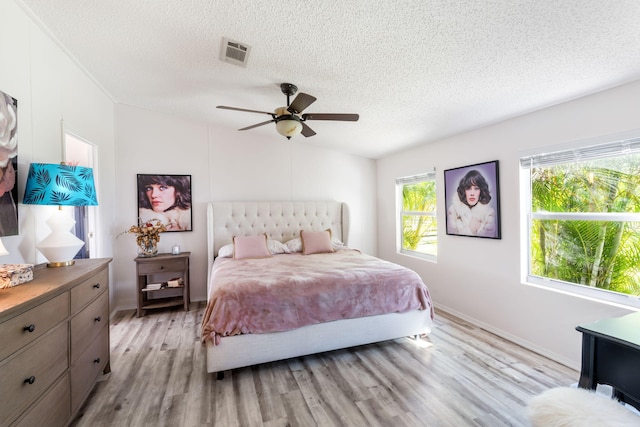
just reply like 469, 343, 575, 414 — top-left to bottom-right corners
0, 258, 112, 427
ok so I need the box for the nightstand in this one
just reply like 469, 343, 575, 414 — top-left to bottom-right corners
134, 252, 190, 317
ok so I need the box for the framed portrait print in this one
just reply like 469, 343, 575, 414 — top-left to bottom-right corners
444, 160, 501, 239
0, 90, 18, 236
137, 174, 192, 232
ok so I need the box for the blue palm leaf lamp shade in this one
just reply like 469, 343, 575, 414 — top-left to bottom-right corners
23, 163, 98, 267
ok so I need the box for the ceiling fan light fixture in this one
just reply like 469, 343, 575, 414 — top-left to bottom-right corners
218, 83, 358, 138
275, 115, 303, 139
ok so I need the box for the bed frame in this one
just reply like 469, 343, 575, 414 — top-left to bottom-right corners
205, 201, 433, 375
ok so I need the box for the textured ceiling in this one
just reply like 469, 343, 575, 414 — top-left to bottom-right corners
18, 0, 640, 159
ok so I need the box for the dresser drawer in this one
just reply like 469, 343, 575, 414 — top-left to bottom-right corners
137, 259, 186, 275
0, 323, 68, 427
70, 268, 108, 314
0, 293, 68, 361
70, 290, 109, 362
71, 324, 109, 413
12, 373, 70, 427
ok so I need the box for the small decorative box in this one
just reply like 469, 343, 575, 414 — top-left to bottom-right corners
0, 264, 34, 289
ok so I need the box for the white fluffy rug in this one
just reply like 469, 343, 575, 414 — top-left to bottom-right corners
527, 387, 640, 427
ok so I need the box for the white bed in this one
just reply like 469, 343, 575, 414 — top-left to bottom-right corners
204, 201, 433, 375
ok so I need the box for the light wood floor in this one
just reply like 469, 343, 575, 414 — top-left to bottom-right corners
71, 302, 578, 426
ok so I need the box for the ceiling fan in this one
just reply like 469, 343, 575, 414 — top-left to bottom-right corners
217, 83, 359, 139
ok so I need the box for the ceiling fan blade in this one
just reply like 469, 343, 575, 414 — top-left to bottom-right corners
217, 105, 274, 116
238, 119, 275, 131
302, 113, 359, 121
288, 93, 317, 114
301, 122, 316, 137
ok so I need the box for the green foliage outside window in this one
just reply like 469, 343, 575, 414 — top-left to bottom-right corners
530, 156, 640, 296
402, 181, 437, 256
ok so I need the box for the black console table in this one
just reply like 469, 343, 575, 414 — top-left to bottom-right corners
576, 311, 640, 411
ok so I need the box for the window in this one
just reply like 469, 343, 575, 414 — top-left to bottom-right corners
396, 171, 437, 259
521, 134, 640, 307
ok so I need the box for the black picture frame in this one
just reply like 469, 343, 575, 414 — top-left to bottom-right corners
137, 174, 192, 232
444, 160, 501, 239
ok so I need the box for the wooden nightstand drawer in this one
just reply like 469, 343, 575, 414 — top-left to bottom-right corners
0, 293, 68, 361
71, 290, 109, 362
12, 373, 70, 427
137, 258, 186, 275
70, 268, 108, 314
71, 324, 109, 413
0, 322, 68, 427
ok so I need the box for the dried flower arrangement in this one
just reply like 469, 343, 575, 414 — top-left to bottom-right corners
119, 219, 166, 256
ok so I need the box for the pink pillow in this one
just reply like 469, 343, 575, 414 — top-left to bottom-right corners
300, 229, 334, 255
233, 234, 271, 260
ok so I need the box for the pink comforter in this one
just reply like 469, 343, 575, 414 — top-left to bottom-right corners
201, 249, 433, 344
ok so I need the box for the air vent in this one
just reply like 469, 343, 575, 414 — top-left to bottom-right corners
220, 38, 251, 67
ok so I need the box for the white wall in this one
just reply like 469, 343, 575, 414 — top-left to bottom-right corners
113, 104, 377, 310
377, 80, 640, 369
1, 2, 116, 303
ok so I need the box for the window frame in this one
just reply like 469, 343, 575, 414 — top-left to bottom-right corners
520, 132, 640, 309
396, 171, 437, 261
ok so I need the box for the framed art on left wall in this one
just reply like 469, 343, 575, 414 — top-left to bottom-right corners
0, 90, 18, 236
137, 174, 192, 231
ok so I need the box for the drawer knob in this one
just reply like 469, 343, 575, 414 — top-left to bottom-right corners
24, 324, 36, 333
93, 283, 100, 289
93, 358, 101, 364
24, 376, 36, 385
94, 316, 102, 323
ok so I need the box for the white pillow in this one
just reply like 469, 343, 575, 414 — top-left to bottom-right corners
217, 243, 234, 258
331, 237, 346, 250
284, 237, 303, 253
267, 239, 290, 254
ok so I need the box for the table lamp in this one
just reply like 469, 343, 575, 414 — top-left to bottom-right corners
23, 163, 98, 267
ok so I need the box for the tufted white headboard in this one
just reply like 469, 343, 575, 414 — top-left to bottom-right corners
206, 201, 349, 289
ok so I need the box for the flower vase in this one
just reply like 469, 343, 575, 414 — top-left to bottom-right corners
137, 241, 158, 257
